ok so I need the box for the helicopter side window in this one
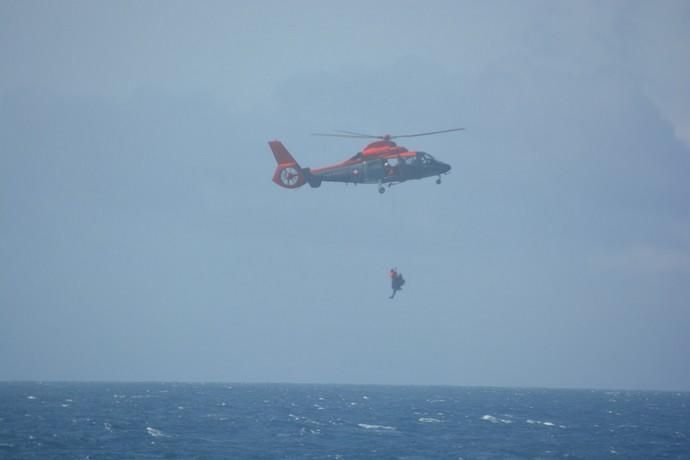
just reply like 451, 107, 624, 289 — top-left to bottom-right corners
383, 157, 400, 176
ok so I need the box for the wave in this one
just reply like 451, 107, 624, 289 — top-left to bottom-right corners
418, 417, 442, 423
526, 419, 566, 428
146, 427, 171, 438
481, 415, 512, 424
358, 423, 396, 431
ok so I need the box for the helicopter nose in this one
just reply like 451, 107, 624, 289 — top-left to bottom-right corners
439, 162, 451, 174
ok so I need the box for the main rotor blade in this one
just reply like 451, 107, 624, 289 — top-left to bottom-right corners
334, 130, 381, 138
312, 127, 464, 140
391, 128, 465, 139
311, 132, 375, 138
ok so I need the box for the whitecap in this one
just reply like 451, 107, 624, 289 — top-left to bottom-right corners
526, 419, 562, 428
418, 417, 442, 423
26, 396, 37, 400
358, 423, 396, 431
481, 415, 512, 424
104, 422, 112, 432
146, 427, 170, 438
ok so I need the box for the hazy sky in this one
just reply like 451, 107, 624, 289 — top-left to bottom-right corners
2, 0, 689, 391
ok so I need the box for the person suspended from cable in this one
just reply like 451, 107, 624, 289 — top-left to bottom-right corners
389, 268, 405, 299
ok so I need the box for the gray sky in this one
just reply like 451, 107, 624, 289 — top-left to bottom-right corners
1, 0, 689, 391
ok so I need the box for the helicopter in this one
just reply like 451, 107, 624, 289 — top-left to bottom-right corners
268, 128, 462, 193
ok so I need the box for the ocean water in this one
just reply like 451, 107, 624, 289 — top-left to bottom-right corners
0, 383, 688, 459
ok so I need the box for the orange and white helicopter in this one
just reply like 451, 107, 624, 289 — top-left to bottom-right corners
268, 128, 462, 193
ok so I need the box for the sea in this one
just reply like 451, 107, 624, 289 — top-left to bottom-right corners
1, 382, 688, 459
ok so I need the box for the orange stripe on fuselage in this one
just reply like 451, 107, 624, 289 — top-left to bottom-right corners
362, 146, 407, 157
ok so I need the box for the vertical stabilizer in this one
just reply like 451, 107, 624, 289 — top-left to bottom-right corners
269, 141, 306, 189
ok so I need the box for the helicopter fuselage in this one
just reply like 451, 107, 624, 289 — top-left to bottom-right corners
306, 150, 451, 187
269, 138, 452, 193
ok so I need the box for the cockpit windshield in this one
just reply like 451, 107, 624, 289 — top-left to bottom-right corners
417, 152, 435, 165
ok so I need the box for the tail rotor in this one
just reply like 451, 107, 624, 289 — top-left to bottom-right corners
269, 141, 306, 189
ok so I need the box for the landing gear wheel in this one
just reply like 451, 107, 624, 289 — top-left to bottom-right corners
378, 186, 386, 194
436, 176, 442, 185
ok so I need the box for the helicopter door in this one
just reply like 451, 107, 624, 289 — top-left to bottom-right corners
363, 159, 384, 183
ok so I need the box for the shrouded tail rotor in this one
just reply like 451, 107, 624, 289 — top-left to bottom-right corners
269, 141, 308, 189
